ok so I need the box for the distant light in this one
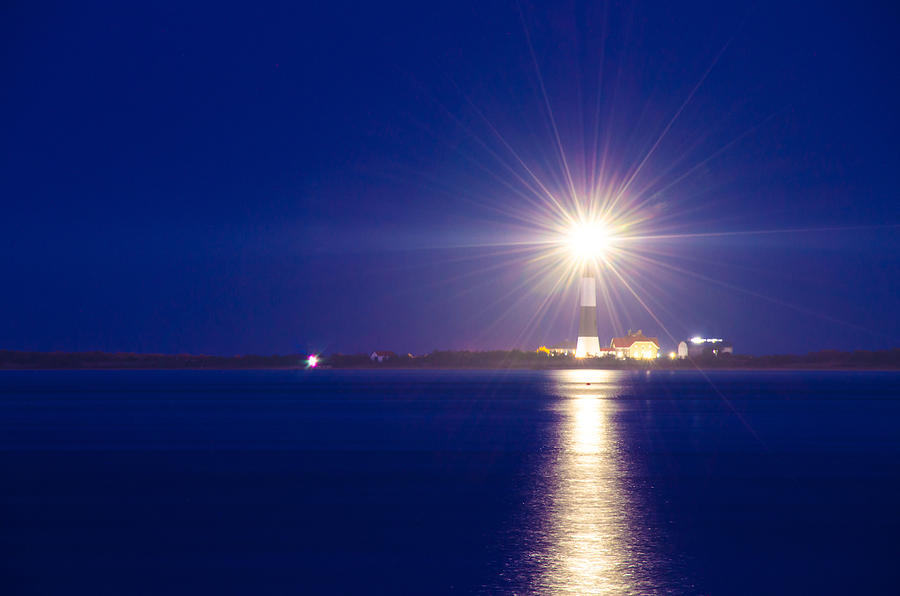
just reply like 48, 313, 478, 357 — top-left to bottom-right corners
668, 351, 676, 359
690, 336, 703, 344
307, 355, 319, 368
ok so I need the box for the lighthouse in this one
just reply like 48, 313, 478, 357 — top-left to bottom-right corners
574, 275, 601, 357
564, 219, 612, 358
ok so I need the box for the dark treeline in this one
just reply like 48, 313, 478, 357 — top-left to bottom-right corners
331, 350, 559, 369
0, 351, 303, 369
2, 349, 900, 370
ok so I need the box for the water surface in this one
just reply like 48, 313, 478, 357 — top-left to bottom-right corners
1, 370, 898, 594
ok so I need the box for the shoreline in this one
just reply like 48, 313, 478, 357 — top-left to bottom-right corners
2, 348, 899, 372
2, 366, 900, 372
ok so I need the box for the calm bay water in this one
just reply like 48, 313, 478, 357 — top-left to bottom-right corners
1, 369, 899, 594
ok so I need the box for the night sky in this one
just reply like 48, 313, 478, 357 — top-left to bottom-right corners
2, 1, 898, 356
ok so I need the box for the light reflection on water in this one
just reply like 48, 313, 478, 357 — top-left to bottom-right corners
528, 370, 670, 595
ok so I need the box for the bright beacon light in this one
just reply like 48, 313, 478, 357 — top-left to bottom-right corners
567, 221, 613, 261
307, 355, 319, 368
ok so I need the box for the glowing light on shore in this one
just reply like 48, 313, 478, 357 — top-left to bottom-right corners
307, 355, 319, 368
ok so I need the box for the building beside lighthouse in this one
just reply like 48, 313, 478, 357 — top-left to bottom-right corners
610, 330, 660, 359
677, 337, 733, 359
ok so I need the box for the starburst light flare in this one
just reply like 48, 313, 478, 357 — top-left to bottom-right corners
566, 221, 613, 261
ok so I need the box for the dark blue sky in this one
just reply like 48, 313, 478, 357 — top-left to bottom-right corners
2, 0, 898, 355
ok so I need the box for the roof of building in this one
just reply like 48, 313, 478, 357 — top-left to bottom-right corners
371, 350, 397, 357
610, 330, 660, 349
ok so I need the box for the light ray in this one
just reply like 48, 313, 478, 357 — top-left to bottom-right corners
610, 30, 737, 212
623, 249, 898, 342
631, 223, 900, 242
516, 1, 579, 206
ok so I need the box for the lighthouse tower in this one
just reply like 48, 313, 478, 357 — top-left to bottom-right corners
574, 275, 601, 357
